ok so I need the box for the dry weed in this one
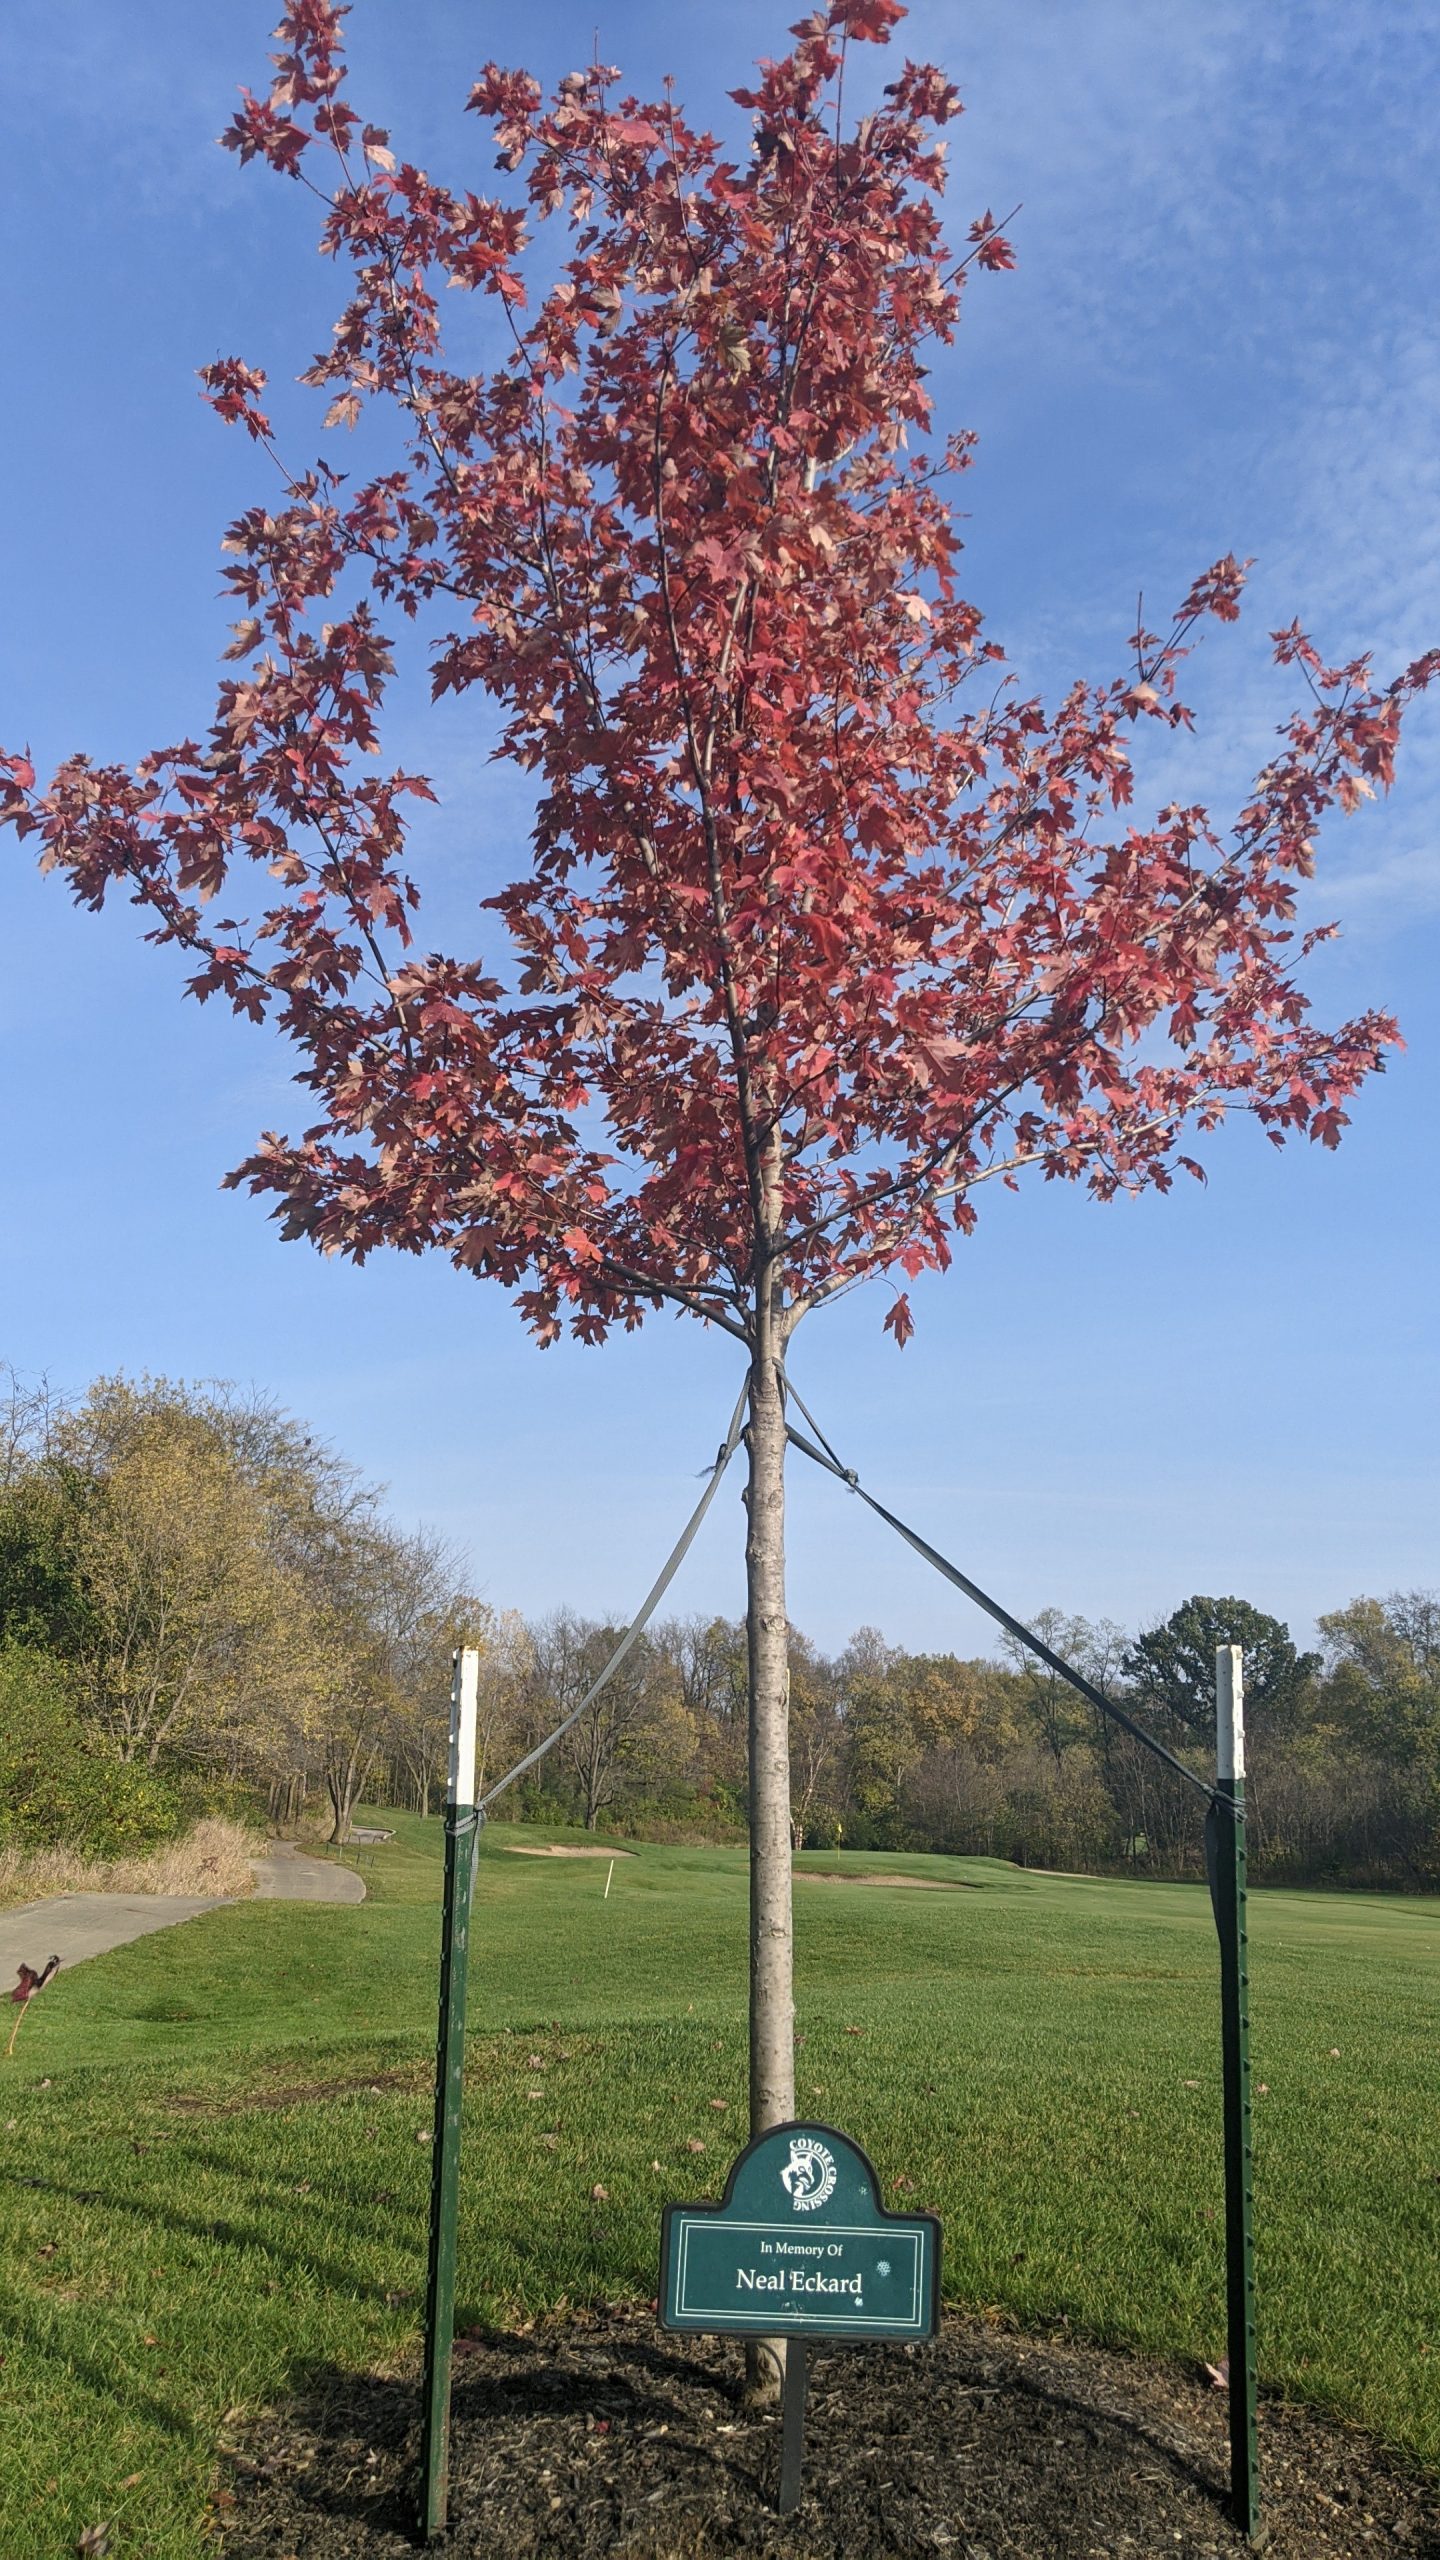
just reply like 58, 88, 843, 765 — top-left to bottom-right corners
0, 1815, 261, 1909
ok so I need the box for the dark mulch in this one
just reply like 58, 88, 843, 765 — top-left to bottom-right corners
216, 2311, 1439, 2560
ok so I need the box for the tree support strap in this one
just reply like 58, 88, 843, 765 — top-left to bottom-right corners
475, 1380, 750, 1820
780, 1375, 1220, 1810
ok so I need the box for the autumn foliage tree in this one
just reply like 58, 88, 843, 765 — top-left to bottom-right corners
4, 0, 1435, 2196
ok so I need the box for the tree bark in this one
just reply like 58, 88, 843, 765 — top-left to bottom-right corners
327, 1747, 369, 1844
744, 1264, 795, 2406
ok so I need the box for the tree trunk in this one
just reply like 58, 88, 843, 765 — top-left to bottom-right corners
744, 1275, 795, 2407
328, 1750, 367, 1844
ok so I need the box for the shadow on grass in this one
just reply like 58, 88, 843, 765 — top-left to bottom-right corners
0, 2162, 409, 2309
0, 2281, 206, 2446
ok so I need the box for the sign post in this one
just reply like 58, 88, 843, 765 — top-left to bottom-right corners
1208, 1644, 1261, 2544
419, 1648, 481, 2542
778, 2341, 809, 2517
661, 2121, 941, 2514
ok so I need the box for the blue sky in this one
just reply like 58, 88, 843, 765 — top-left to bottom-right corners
2, 2, 1436, 1656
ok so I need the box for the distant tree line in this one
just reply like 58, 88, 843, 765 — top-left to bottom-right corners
376, 1588, 1439, 1893
2, 1368, 1434, 1886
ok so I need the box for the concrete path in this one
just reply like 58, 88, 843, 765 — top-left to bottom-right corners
1, 1842, 364, 1991
0, 1891, 228, 1987
249, 1840, 366, 1904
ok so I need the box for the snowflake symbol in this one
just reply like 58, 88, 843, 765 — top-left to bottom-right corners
876, 2259, 890, 2277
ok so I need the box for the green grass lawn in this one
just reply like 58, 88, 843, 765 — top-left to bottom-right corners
2, 1816, 1437, 2556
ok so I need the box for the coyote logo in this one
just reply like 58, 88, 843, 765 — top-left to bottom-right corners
778, 2135, 836, 2212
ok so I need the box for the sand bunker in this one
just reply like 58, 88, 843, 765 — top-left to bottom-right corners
795, 1867, 972, 1890
503, 1844, 637, 1860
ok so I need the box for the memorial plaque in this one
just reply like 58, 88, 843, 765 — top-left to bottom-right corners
660, 2120, 940, 2342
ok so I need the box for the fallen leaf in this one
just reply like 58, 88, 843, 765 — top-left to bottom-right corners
1328, 2048, 1341, 2058
1183, 2078, 1200, 2089
37, 2241, 57, 2259
1256, 2083, 1270, 2096
709, 2098, 728, 2112
590, 2183, 609, 2202
120, 2475, 142, 2490
891, 2173, 915, 2191
1204, 2359, 1228, 2389
527, 2056, 546, 2070
650, 2159, 664, 2172
686, 2138, 707, 2154
75, 2528, 111, 2558
843, 2025, 864, 2037
415, 2127, 433, 2144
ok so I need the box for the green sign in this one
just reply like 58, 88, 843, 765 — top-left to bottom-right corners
660, 2121, 940, 2343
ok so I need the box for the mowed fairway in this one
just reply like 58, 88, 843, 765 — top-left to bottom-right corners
2, 1819, 1437, 2557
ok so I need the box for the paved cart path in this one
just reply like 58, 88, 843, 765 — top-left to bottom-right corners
0, 1842, 364, 1987
249, 1840, 367, 1904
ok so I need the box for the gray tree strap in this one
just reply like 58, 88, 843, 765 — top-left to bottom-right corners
781, 1374, 1218, 1808
477, 1379, 751, 1818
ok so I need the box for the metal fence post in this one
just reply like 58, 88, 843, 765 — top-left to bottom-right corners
420, 1647, 481, 2542
1213, 1643, 1261, 2542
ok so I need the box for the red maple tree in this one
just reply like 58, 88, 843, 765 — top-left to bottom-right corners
4, 1, 1433, 2187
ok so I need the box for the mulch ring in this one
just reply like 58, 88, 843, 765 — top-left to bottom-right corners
216, 2310, 1438, 2560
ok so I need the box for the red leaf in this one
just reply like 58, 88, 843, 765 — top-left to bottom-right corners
828, 0, 904, 38
883, 1294, 915, 1349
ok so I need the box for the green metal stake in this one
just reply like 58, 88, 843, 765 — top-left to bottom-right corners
420, 1648, 481, 2542
777, 2341, 809, 2516
1212, 1644, 1262, 2544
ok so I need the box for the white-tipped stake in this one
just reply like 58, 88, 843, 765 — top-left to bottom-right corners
1216, 1644, 1245, 1783
451, 1647, 480, 1810
423, 1648, 484, 2542
604, 1858, 615, 1899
